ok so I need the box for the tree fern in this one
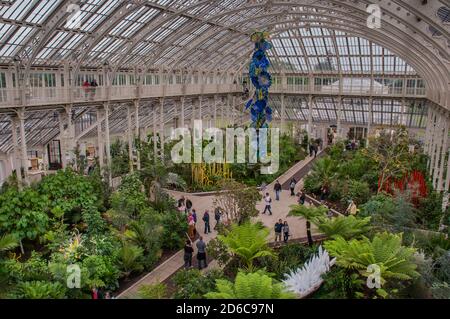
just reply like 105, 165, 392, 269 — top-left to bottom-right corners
324, 232, 419, 288
316, 216, 371, 240
218, 222, 274, 271
205, 271, 295, 299
0, 234, 18, 253
288, 204, 328, 246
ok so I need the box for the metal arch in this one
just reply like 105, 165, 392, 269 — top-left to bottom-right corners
11, 0, 76, 83
162, 6, 447, 78
205, 15, 449, 93
70, 0, 146, 81
220, 22, 442, 98
106, 0, 225, 75
150, 3, 365, 70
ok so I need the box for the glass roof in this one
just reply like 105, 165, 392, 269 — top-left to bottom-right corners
0, 0, 420, 76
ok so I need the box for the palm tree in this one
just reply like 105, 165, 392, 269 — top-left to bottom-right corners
316, 216, 372, 240
116, 243, 144, 279
288, 204, 328, 246
324, 232, 419, 297
307, 157, 337, 191
205, 271, 295, 299
218, 222, 274, 271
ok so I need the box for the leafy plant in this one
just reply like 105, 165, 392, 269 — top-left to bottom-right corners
0, 234, 18, 254
324, 232, 420, 297
205, 270, 295, 299
138, 283, 167, 299
173, 269, 224, 299
218, 222, 274, 271
160, 210, 188, 250
12, 281, 66, 299
316, 215, 371, 240
116, 243, 144, 279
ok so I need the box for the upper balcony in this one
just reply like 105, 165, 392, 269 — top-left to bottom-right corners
0, 81, 427, 109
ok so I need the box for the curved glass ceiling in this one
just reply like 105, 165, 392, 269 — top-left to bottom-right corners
0, 0, 422, 76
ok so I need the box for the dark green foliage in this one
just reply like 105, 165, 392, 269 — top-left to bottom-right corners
314, 267, 364, 299
110, 139, 131, 178
160, 210, 188, 250
172, 269, 225, 299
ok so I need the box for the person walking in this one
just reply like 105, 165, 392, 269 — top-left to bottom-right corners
187, 213, 195, 240
192, 209, 198, 237
196, 236, 207, 269
214, 207, 221, 230
274, 180, 282, 201
261, 193, 272, 215
91, 287, 99, 300
274, 219, 283, 242
297, 191, 306, 205
183, 240, 194, 268
90, 79, 98, 100
282, 221, 290, 243
289, 178, 297, 196
202, 210, 211, 234
185, 198, 193, 214
82, 80, 90, 100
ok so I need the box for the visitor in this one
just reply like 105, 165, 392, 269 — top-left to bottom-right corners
185, 197, 193, 213
187, 212, 195, 240
261, 193, 272, 215
320, 185, 329, 202
82, 80, 90, 100
274, 219, 283, 242
90, 79, 98, 100
214, 207, 221, 230
297, 191, 306, 205
91, 287, 99, 300
104, 292, 111, 299
327, 209, 334, 219
178, 196, 185, 208
260, 181, 267, 192
202, 210, 211, 234
192, 209, 197, 237
289, 178, 297, 196
196, 236, 207, 269
283, 221, 290, 243
274, 180, 282, 200
183, 239, 194, 268
309, 143, 315, 157
313, 143, 319, 157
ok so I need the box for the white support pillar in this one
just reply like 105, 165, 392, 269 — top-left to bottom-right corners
65, 105, 75, 168
96, 107, 104, 169
153, 104, 157, 163
58, 111, 67, 169
367, 97, 373, 147
160, 98, 165, 161
337, 96, 342, 140
191, 98, 196, 129
135, 100, 141, 170
10, 116, 23, 188
401, 98, 407, 126
307, 95, 313, 140
104, 102, 112, 182
280, 93, 286, 134
437, 117, 449, 191
430, 114, 441, 185
127, 104, 134, 173
180, 97, 185, 129
424, 104, 434, 153
17, 108, 29, 186
214, 95, 218, 127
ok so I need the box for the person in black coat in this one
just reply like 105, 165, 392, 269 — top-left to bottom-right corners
202, 210, 211, 234
183, 240, 194, 268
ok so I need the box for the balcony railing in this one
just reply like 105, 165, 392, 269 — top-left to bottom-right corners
0, 83, 426, 108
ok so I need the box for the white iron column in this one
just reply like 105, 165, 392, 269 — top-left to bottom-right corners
135, 100, 141, 170
307, 95, 313, 139
10, 116, 23, 188
96, 107, 104, 169
127, 104, 134, 173
367, 97, 373, 147
18, 108, 29, 186
214, 95, 218, 127
65, 105, 75, 169
153, 104, 157, 163
437, 115, 449, 191
337, 96, 342, 140
429, 114, 440, 182
180, 97, 185, 129
58, 111, 67, 168
280, 93, 286, 134
160, 98, 165, 161
104, 102, 112, 182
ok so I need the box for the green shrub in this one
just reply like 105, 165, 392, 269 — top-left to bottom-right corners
138, 283, 167, 299
160, 210, 188, 250
173, 269, 224, 299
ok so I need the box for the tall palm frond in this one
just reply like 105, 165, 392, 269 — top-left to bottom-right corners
0, 234, 18, 253
316, 216, 372, 240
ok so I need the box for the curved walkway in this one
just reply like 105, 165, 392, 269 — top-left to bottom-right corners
117, 152, 323, 298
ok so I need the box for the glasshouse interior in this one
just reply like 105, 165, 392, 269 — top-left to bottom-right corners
0, 0, 449, 300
